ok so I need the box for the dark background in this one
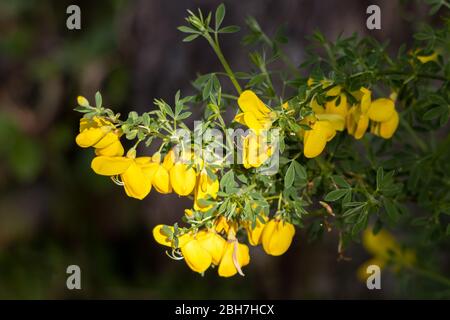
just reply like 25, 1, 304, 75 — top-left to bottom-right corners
0, 0, 440, 298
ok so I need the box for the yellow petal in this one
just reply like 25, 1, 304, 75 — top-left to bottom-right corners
152, 224, 173, 247
368, 98, 395, 122
218, 241, 250, 277
303, 121, 335, 158
194, 171, 219, 211
121, 162, 152, 200
234, 113, 247, 126
162, 150, 176, 171
310, 99, 325, 114
243, 112, 264, 133
95, 139, 124, 157
181, 239, 212, 274
326, 85, 342, 97
152, 165, 172, 194
378, 110, 399, 139
215, 216, 230, 233
75, 127, 106, 148
91, 156, 132, 176
360, 87, 372, 113
197, 231, 227, 265
170, 163, 196, 196
325, 94, 348, 118
354, 114, 369, 139
92, 132, 117, 149
238, 90, 271, 116
261, 220, 295, 256
316, 114, 345, 131
246, 215, 268, 246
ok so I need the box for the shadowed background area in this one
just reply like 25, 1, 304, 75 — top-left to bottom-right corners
0, 0, 441, 298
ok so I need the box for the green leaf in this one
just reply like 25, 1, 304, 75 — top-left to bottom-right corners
215, 4, 225, 30
423, 105, 448, 121
332, 175, 350, 188
218, 25, 240, 33
183, 34, 200, 42
382, 197, 400, 222
284, 162, 295, 188
293, 161, 307, 180
95, 91, 102, 108
376, 167, 384, 191
324, 189, 348, 202
177, 26, 199, 34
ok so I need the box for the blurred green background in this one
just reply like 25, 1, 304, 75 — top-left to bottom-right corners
0, 0, 446, 299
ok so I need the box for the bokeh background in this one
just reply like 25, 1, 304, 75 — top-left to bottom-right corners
0, 0, 444, 299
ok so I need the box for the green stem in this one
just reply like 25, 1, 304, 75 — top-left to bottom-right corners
399, 116, 428, 153
407, 265, 450, 288
206, 33, 242, 94
380, 70, 448, 82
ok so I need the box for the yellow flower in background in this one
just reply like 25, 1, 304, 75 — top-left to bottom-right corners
261, 219, 295, 256
170, 162, 196, 196
150, 153, 172, 194
242, 133, 273, 168
91, 149, 158, 200
246, 215, 268, 246
218, 240, 250, 277
416, 51, 439, 64
302, 118, 336, 158
234, 90, 276, 134
76, 117, 124, 157
194, 170, 219, 211
357, 228, 415, 281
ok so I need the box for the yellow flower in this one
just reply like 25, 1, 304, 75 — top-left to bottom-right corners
150, 153, 172, 194
76, 117, 124, 157
194, 170, 219, 211
214, 216, 230, 233
370, 109, 399, 139
325, 93, 349, 119
169, 162, 196, 196
246, 215, 268, 246
181, 237, 213, 274
242, 133, 273, 168
302, 119, 336, 158
357, 228, 415, 281
91, 149, 158, 200
197, 230, 227, 265
153, 226, 225, 274
234, 90, 276, 134
218, 240, 250, 277
367, 98, 395, 122
347, 88, 371, 139
310, 94, 346, 132
261, 219, 295, 256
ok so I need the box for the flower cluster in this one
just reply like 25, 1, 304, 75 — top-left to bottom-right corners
74, 84, 400, 276
297, 80, 399, 158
